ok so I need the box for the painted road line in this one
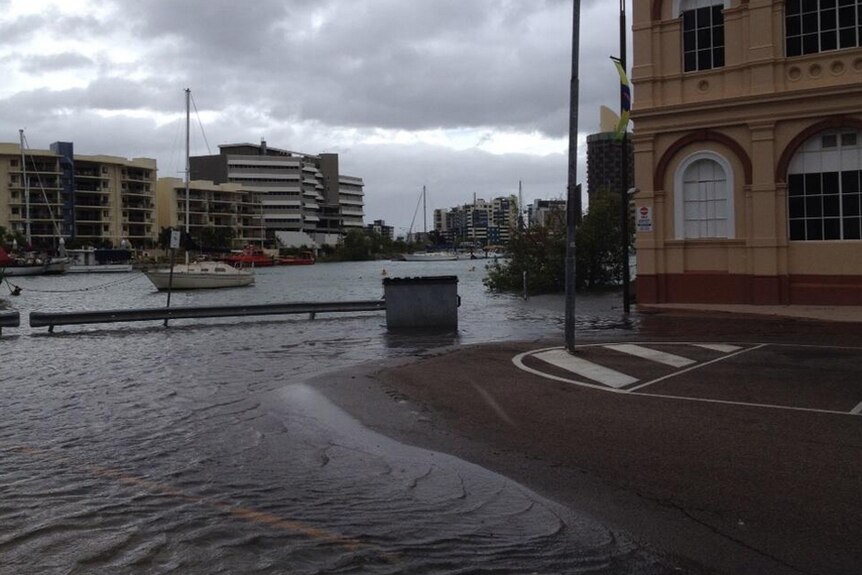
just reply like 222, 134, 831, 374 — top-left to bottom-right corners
851, 402, 862, 415
626, 344, 767, 393
691, 343, 743, 353
533, 349, 638, 389
604, 344, 696, 368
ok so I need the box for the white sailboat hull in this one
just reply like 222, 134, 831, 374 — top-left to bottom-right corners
144, 263, 254, 290
402, 253, 459, 262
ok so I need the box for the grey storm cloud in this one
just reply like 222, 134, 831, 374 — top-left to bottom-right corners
0, 0, 631, 231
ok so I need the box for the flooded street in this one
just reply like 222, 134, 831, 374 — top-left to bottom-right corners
0, 260, 670, 574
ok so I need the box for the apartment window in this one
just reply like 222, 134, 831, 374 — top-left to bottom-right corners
674, 152, 735, 239
682, 1, 725, 72
786, 0, 862, 57
788, 129, 862, 241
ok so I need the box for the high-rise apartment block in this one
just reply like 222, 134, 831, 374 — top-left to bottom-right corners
190, 141, 364, 246
587, 132, 634, 198
433, 196, 518, 246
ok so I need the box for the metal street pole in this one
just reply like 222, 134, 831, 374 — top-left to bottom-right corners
620, 0, 631, 314
565, 0, 581, 353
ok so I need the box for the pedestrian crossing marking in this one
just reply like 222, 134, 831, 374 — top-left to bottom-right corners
691, 343, 743, 353
533, 349, 638, 389
604, 344, 696, 368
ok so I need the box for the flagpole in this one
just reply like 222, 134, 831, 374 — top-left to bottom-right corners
565, 0, 581, 353
620, 0, 631, 314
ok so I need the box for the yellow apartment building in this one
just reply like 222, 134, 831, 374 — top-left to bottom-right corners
155, 178, 264, 249
0, 142, 157, 248
633, 0, 862, 304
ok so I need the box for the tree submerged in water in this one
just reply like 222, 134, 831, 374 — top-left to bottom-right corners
484, 189, 629, 294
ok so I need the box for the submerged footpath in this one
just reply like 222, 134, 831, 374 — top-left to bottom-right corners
313, 308, 862, 575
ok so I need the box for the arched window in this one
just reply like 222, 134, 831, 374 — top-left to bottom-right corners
680, 0, 727, 71
674, 152, 734, 239
786, 0, 862, 57
787, 129, 862, 241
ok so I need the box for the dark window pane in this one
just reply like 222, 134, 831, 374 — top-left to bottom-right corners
824, 194, 841, 216
790, 197, 806, 218
839, 27, 857, 48
807, 219, 824, 240
842, 170, 861, 193
684, 30, 696, 51
803, 33, 820, 53
787, 15, 802, 36
844, 218, 861, 239
824, 218, 842, 239
839, 6, 856, 26
842, 133, 858, 146
787, 0, 801, 15
789, 173, 806, 196
802, 0, 819, 12
806, 195, 823, 217
698, 27, 712, 47
683, 9, 695, 30
805, 173, 822, 195
823, 134, 839, 147
823, 172, 840, 193
790, 219, 806, 240
822, 0, 837, 8
822, 30, 838, 50
698, 49, 712, 69
787, 36, 803, 56
697, 7, 712, 27
822, 9, 838, 30
842, 193, 860, 216
684, 51, 697, 71
802, 12, 820, 34
713, 25, 725, 47
713, 47, 725, 67
712, 5, 724, 23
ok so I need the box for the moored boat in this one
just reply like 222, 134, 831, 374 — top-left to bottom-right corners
278, 251, 315, 266
67, 248, 133, 273
222, 246, 275, 267
402, 252, 459, 262
144, 261, 254, 290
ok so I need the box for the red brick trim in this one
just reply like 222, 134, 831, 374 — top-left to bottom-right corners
653, 130, 753, 191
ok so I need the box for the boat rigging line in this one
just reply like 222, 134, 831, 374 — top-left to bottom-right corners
1, 273, 143, 295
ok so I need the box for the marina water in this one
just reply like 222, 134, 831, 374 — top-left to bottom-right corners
0, 260, 669, 574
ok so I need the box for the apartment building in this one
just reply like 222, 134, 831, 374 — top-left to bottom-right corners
434, 196, 519, 246
0, 141, 157, 248
190, 141, 364, 246
156, 178, 264, 248
528, 198, 567, 228
633, 0, 862, 305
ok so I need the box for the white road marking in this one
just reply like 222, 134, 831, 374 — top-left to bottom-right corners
691, 343, 743, 353
626, 344, 766, 393
604, 344, 696, 368
533, 349, 638, 389
851, 402, 862, 415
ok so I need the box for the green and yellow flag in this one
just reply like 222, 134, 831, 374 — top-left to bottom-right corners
611, 57, 631, 139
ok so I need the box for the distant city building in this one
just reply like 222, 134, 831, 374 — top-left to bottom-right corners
433, 195, 518, 246
528, 198, 567, 228
586, 132, 634, 198
365, 219, 393, 240
0, 141, 157, 248
190, 141, 364, 246
156, 178, 263, 249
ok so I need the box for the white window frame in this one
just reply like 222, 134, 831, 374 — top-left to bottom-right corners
674, 151, 736, 240
674, 0, 731, 17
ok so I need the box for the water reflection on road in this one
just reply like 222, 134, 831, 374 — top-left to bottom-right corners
0, 261, 670, 574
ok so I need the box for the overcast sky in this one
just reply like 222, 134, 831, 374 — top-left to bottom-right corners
0, 0, 632, 236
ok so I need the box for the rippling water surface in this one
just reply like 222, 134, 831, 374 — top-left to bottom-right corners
0, 261, 666, 574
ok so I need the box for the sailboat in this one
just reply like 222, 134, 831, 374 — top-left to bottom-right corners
402, 185, 458, 261
144, 89, 254, 290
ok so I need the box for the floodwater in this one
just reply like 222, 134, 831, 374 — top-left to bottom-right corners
0, 260, 669, 574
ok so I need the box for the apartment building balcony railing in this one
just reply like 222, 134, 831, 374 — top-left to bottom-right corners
76, 183, 111, 192
75, 198, 109, 207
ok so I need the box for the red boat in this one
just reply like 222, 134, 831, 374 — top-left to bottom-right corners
222, 246, 275, 267
278, 251, 315, 266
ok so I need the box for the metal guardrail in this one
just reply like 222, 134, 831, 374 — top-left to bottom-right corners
0, 310, 20, 335
30, 300, 386, 332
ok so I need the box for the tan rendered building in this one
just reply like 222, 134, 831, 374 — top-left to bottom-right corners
0, 142, 157, 248
155, 178, 264, 249
633, 0, 862, 305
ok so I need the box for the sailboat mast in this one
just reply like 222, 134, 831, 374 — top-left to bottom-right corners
19, 129, 30, 246
423, 185, 427, 236
184, 88, 191, 266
